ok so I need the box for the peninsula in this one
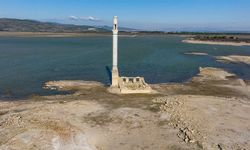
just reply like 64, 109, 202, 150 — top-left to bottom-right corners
183, 35, 250, 46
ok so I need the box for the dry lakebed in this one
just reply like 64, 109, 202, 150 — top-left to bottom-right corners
0, 67, 250, 150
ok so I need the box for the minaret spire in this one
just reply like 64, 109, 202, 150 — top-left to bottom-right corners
111, 16, 119, 87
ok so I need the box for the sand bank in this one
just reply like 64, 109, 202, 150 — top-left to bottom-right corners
184, 52, 208, 56
216, 55, 250, 65
183, 39, 250, 46
44, 80, 104, 91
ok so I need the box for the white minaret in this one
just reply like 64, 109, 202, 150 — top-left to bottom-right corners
111, 16, 119, 87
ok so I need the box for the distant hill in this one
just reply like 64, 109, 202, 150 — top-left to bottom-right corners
99, 25, 137, 32
0, 18, 110, 33
1, 18, 248, 35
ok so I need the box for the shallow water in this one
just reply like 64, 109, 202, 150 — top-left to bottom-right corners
0, 35, 249, 98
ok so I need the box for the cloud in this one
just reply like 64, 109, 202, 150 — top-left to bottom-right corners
69, 16, 100, 21
80, 16, 100, 21
69, 15, 78, 20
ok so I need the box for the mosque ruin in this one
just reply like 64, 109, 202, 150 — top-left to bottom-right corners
108, 16, 153, 94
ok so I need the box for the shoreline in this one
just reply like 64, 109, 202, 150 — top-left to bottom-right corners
1, 63, 250, 100
183, 39, 250, 46
3, 31, 250, 38
0, 31, 112, 37
0, 31, 182, 38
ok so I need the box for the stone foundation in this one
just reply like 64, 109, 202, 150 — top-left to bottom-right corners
111, 67, 119, 87
108, 76, 155, 94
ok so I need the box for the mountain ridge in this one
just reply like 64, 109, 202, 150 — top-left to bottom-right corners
0, 18, 110, 33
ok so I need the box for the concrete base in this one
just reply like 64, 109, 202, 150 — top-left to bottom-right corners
107, 86, 121, 94
108, 76, 156, 94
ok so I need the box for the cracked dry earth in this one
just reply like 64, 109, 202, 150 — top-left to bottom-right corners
152, 95, 250, 149
0, 67, 250, 150
0, 97, 194, 150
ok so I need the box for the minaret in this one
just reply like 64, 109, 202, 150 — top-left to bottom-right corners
111, 16, 119, 87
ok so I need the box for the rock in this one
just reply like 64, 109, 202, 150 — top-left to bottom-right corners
189, 140, 196, 143
218, 143, 224, 150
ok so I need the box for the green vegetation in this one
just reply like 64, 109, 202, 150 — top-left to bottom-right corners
192, 35, 250, 43
0, 18, 109, 33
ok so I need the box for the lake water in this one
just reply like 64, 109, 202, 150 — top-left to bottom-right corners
0, 35, 250, 99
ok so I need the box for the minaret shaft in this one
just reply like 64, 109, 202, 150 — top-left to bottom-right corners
111, 16, 119, 87
113, 33, 118, 67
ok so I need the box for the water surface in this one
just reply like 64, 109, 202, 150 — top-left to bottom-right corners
0, 35, 249, 98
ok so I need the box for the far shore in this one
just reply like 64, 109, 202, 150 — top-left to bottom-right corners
2, 31, 250, 39
183, 39, 250, 46
0, 31, 179, 37
0, 31, 113, 37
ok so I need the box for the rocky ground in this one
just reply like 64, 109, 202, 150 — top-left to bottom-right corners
0, 67, 250, 150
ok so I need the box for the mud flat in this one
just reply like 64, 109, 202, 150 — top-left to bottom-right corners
1, 67, 250, 150
183, 39, 250, 46
216, 55, 250, 65
44, 80, 104, 91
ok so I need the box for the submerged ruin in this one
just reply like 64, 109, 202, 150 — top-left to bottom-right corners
108, 16, 153, 94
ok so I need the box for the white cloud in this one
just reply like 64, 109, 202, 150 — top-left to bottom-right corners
69, 15, 78, 20
69, 16, 100, 21
80, 16, 100, 21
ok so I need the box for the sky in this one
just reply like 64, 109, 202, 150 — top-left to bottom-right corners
0, 0, 250, 31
